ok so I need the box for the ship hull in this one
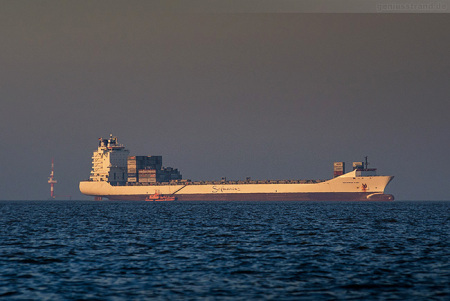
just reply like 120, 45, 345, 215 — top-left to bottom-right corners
80, 170, 394, 202
104, 192, 394, 202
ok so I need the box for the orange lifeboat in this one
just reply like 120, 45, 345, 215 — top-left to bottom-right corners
145, 191, 177, 202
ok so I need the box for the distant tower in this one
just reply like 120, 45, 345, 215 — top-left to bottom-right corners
48, 158, 58, 199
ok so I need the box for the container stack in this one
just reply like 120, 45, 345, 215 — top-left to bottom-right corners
156, 167, 182, 182
127, 155, 181, 184
128, 156, 162, 170
138, 169, 157, 183
167, 168, 182, 181
352, 162, 364, 170
142, 156, 162, 170
127, 156, 138, 182
333, 162, 345, 178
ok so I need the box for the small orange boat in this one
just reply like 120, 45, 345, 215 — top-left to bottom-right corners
145, 192, 177, 202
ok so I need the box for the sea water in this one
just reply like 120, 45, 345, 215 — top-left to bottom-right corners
0, 201, 448, 300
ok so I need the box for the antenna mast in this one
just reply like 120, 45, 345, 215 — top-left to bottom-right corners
48, 158, 58, 199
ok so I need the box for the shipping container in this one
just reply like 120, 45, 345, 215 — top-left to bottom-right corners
139, 172, 156, 176
139, 169, 157, 174
139, 178, 156, 183
334, 171, 344, 178
333, 162, 345, 177
353, 162, 364, 170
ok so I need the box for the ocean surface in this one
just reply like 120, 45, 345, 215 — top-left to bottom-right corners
0, 201, 448, 300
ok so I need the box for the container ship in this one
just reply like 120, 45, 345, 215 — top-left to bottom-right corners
79, 135, 394, 201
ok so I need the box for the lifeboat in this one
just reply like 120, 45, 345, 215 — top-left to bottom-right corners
145, 192, 177, 202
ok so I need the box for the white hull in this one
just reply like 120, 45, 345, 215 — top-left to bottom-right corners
80, 170, 394, 201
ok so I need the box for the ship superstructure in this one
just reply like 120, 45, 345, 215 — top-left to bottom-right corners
89, 135, 129, 185
80, 135, 394, 201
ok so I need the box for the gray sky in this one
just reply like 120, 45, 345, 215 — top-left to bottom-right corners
1, 1, 449, 200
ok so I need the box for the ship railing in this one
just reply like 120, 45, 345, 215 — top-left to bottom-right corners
145, 179, 327, 185
123, 179, 328, 186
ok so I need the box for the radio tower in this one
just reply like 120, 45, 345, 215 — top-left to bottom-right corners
48, 158, 57, 199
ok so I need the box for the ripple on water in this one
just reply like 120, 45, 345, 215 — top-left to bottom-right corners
0, 200, 448, 299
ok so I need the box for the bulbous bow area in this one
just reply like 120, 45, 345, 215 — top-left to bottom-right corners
366, 193, 394, 201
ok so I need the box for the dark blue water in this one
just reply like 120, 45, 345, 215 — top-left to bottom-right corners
0, 201, 448, 300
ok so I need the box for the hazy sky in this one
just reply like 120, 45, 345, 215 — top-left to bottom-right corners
1, 1, 449, 200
